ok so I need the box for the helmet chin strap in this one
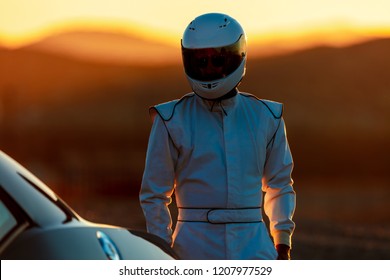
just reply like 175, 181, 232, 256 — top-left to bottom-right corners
219, 88, 238, 100
194, 87, 238, 101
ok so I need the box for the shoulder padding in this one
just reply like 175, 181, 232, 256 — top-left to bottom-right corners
149, 100, 179, 121
260, 99, 283, 119
240, 92, 283, 119
149, 93, 195, 121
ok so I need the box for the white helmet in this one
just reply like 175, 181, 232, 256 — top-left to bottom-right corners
181, 13, 247, 99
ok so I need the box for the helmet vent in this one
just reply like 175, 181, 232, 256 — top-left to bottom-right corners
219, 18, 230, 28
201, 82, 219, 89
188, 21, 195, 31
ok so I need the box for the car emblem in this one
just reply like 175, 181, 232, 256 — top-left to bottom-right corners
96, 231, 121, 260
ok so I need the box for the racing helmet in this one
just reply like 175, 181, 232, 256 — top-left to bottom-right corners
181, 13, 247, 99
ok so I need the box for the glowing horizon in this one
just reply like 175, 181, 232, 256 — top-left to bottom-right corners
1, 0, 390, 54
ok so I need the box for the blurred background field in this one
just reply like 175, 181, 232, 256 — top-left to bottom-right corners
1, 1, 390, 259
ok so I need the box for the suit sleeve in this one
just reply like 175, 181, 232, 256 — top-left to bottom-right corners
262, 117, 296, 248
139, 114, 178, 245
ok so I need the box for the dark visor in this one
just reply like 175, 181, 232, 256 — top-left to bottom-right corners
182, 35, 246, 81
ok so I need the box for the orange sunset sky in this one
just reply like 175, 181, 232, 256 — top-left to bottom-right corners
1, 0, 390, 60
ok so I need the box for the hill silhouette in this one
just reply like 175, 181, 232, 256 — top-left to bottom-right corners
0, 37, 389, 196
23, 30, 180, 65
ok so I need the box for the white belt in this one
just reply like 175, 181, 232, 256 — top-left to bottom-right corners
178, 207, 263, 224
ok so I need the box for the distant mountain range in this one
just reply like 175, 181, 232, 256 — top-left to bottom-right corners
3, 29, 376, 64
20, 30, 181, 65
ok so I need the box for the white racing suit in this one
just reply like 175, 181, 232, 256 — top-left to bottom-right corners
139, 92, 296, 259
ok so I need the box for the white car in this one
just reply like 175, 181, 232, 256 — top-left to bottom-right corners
0, 150, 177, 260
